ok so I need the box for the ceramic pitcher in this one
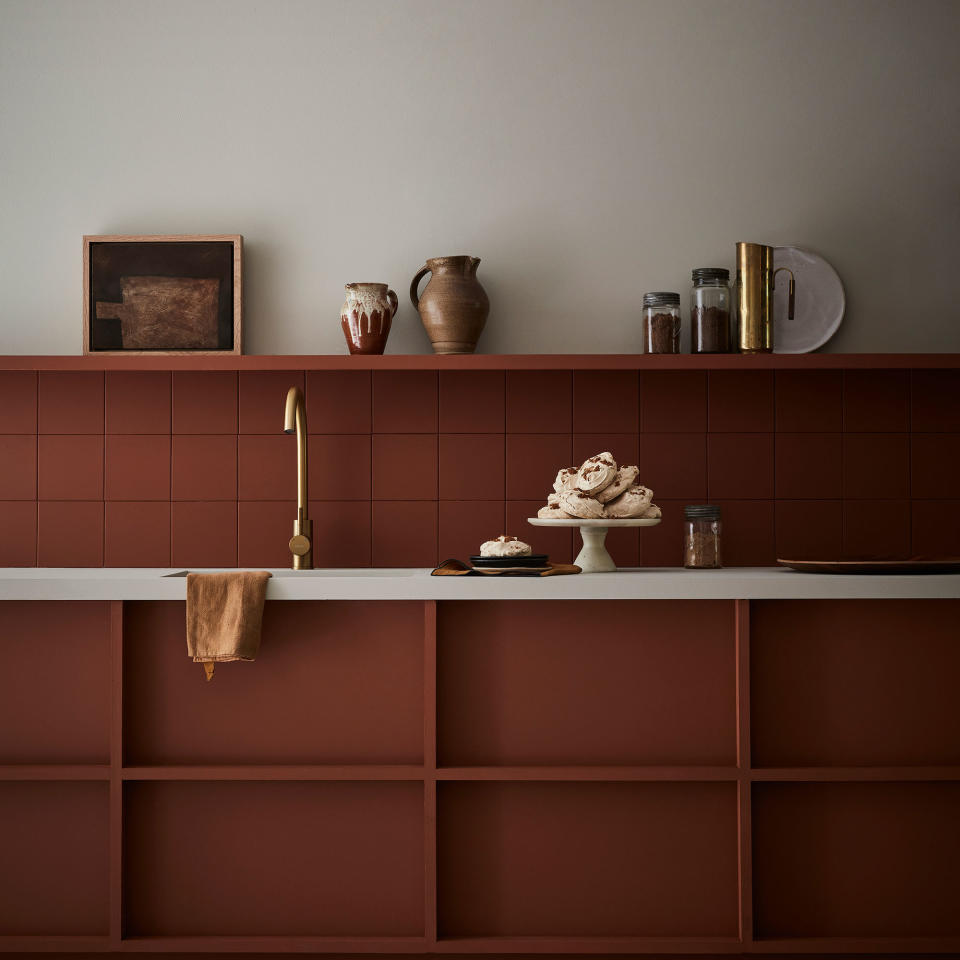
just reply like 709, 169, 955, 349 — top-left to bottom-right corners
340, 282, 398, 355
410, 256, 489, 354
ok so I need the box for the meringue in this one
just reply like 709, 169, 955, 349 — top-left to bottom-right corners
479, 535, 533, 558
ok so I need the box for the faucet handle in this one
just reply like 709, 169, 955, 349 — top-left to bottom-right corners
289, 534, 311, 558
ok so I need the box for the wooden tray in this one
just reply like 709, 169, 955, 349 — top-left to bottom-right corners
777, 558, 960, 574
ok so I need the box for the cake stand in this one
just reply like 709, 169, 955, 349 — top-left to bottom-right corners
527, 517, 661, 573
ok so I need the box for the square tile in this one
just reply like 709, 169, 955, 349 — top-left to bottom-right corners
104, 436, 170, 501
0, 435, 37, 499
38, 435, 102, 501
707, 434, 774, 500
439, 434, 504, 500
37, 501, 103, 566
372, 371, 437, 432
573, 371, 639, 434
307, 435, 371, 500
172, 372, 237, 434
239, 371, 305, 434
506, 500, 573, 564
373, 434, 438, 500
912, 370, 960, 432
708, 371, 774, 432
0, 372, 37, 433
308, 501, 371, 568
775, 371, 842, 432
238, 500, 297, 568
775, 500, 843, 561
372, 500, 438, 567
843, 434, 910, 499
506, 371, 572, 433
637, 499, 687, 567
439, 371, 505, 432
38, 372, 103, 434
573, 434, 639, 473
104, 502, 170, 567
506, 434, 572, 500
843, 370, 910, 432
0, 501, 36, 565
843, 500, 910, 560
438, 501, 507, 561
641, 371, 707, 433
775, 434, 842, 499
306, 371, 372, 434
912, 434, 960, 499
171, 501, 238, 568
172, 435, 237, 501
711, 500, 776, 566
105, 372, 170, 434
238, 435, 298, 500
640, 434, 707, 501
911, 500, 960, 558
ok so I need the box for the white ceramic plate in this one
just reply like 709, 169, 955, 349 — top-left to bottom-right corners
528, 518, 661, 527
772, 246, 845, 353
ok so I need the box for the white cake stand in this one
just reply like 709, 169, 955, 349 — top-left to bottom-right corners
527, 517, 661, 573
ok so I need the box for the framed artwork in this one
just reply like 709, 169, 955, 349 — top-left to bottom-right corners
83, 235, 243, 354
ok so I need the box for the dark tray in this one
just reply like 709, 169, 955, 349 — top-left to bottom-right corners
470, 554, 549, 569
778, 558, 960, 574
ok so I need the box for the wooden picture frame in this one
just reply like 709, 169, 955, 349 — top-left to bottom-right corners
83, 235, 243, 355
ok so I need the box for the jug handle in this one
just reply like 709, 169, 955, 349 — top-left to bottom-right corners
387, 288, 399, 317
773, 267, 795, 320
410, 265, 431, 310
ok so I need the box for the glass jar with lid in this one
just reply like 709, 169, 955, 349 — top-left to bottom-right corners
641, 292, 681, 354
690, 268, 731, 353
683, 504, 722, 568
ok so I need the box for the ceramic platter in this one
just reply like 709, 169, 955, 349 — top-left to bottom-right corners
528, 517, 661, 573
772, 245, 845, 353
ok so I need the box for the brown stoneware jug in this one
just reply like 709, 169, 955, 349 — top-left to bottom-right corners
340, 282, 398, 355
410, 256, 489, 354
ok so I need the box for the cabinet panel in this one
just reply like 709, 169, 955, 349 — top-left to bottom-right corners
754, 781, 960, 938
124, 780, 423, 936
0, 601, 110, 763
438, 780, 738, 937
0, 781, 109, 934
438, 600, 736, 765
752, 599, 960, 766
124, 600, 423, 764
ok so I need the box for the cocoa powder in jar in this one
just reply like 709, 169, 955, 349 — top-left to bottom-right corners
642, 312, 679, 354
691, 305, 730, 353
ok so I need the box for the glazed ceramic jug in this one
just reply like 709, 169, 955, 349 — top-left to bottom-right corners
410, 256, 489, 354
340, 283, 398, 355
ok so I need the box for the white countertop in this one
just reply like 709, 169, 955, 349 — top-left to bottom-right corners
0, 567, 958, 601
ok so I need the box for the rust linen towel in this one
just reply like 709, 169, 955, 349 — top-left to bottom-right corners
186, 571, 272, 680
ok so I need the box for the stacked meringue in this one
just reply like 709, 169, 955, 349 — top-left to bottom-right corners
537, 452, 661, 520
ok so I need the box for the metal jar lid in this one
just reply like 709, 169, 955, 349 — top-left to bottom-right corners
642, 291, 681, 308
684, 504, 721, 520
691, 268, 730, 285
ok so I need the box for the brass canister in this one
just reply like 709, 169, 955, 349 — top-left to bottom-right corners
735, 242, 796, 354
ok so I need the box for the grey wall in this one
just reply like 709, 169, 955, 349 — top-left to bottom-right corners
1, 0, 958, 355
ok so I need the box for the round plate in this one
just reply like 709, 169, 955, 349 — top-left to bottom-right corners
528, 517, 661, 527
772, 246, 845, 353
470, 554, 549, 568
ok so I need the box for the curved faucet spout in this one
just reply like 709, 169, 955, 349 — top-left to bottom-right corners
283, 386, 312, 569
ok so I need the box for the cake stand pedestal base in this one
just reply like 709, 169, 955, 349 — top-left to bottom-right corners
575, 525, 616, 573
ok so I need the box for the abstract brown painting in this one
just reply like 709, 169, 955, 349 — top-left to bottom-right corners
83, 235, 242, 354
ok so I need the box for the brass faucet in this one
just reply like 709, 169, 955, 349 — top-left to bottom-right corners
283, 385, 312, 569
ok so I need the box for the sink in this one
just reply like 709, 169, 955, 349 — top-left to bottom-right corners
164, 569, 420, 578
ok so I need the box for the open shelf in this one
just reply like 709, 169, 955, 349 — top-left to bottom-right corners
2, 352, 959, 371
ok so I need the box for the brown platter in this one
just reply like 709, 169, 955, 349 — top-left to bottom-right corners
777, 558, 960, 574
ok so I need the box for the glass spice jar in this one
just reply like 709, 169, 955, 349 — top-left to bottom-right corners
690, 268, 731, 353
641, 292, 681, 354
683, 504, 722, 568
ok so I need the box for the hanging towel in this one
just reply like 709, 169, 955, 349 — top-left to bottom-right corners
186, 571, 272, 680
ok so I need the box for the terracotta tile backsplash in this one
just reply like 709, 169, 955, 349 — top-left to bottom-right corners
3, 366, 959, 567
